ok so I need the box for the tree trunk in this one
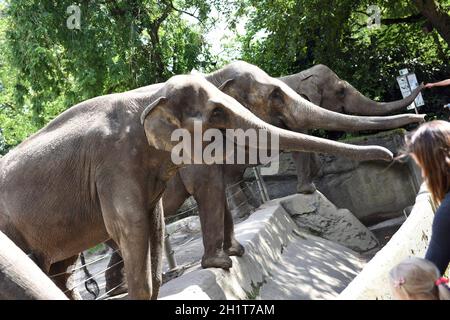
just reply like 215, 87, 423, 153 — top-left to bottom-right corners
412, 0, 450, 47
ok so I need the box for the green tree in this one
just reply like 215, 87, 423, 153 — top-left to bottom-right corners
237, 0, 449, 121
0, 0, 214, 153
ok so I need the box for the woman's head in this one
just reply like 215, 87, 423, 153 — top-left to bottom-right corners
404, 120, 450, 205
389, 257, 450, 300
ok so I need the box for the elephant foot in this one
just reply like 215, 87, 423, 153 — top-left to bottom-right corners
297, 182, 316, 194
66, 289, 83, 300
224, 239, 245, 257
201, 252, 232, 270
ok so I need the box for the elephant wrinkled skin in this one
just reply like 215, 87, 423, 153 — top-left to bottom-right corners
0, 74, 395, 299
280, 64, 424, 193
104, 61, 424, 293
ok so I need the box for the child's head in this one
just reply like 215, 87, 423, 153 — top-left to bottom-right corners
403, 120, 450, 205
389, 257, 450, 300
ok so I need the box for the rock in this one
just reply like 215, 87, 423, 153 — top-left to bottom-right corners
272, 192, 380, 253
0, 231, 68, 300
158, 192, 366, 300
244, 129, 423, 224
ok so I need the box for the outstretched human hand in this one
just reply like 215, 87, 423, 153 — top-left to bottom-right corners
424, 79, 450, 89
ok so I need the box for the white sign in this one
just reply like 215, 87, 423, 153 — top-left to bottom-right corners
396, 69, 425, 111
406, 73, 425, 107
399, 68, 409, 76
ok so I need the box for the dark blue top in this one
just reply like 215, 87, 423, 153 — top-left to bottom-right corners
425, 191, 450, 275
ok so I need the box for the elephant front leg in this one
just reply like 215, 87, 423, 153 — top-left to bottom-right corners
223, 203, 245, 257
194, 178, 232, 269
98, 179, 155, 300
49, 255, 82, 300
292, 151, 320, 194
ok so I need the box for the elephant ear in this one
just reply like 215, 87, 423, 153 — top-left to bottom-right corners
297, 69, 322, 106
217, 79, 235, 92
141, 97, 181, 152
140, 96, 167, 125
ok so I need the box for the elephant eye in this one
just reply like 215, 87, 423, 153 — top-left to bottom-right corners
337, 87, 346, 97
270, 88, 284, 102
211, 106, 223, 117
209, 106, 226, 123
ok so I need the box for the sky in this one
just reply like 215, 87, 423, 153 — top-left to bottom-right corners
182, 5, 248, 60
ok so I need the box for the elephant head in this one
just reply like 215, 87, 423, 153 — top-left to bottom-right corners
279, 64, 424, 116
140, 74, 393, 162
202, 61, 424, 134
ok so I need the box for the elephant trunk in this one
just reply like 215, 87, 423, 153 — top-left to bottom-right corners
347, 84, 424, 116
289, 98, 425, 133
226, 103, 393, 162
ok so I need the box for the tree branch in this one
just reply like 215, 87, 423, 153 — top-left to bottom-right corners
355, 9, 426, 26
168, 0, 205, 26
381, 14, 426, 25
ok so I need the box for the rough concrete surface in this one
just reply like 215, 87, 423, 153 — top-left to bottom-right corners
158, 192, 368, 300
273, 192, 379, 253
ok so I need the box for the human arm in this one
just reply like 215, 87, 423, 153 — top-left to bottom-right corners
425, 194, 450, 275
425, 79, 450, 89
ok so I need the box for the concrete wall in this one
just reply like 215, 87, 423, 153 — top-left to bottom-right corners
338, 183, 434, 300
159, 192, 368, 300
245, 129, 423, 224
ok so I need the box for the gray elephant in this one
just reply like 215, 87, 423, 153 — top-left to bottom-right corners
280, 64, 424, 193
0, 74, 395, 299
102, 61, 424, 294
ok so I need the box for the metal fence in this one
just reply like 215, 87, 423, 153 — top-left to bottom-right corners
57, 167, 270, 300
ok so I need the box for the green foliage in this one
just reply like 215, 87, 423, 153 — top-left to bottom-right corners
0, 0, 449, 154
0, 0, 214, 153
238, 0, 450, 122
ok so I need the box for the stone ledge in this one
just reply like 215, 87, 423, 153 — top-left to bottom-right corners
338, 183, 434, 300
159, 204, 294, 300
159, 192, 370, 300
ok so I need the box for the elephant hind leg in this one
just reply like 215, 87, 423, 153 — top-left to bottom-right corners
104, 247, 127, 297
150, 199, 164, 299
193, 167, 232, 270
293, 151, 320, 194
48, 255, 81, 300
223, 203, 245, 257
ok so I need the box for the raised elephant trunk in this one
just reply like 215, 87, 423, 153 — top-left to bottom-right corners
224, 101, 393, 162
348, 84, 424, 116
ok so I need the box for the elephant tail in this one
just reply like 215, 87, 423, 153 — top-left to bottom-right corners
80, 252, 100, 299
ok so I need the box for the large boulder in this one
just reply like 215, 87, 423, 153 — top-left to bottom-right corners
245, 129, 423, 224
275, 192, 379, 253
158, 192, 369, 300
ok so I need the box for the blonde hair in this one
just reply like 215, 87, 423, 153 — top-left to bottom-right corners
389, 257, 450, 300
404, 120, 450, 205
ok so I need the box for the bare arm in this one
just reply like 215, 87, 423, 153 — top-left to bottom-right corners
425, 79, 450, 88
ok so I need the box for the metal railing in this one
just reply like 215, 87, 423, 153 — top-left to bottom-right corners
44, 166, 270, 300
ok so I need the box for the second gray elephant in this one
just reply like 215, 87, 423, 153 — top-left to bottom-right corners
101, 61, 424, 296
